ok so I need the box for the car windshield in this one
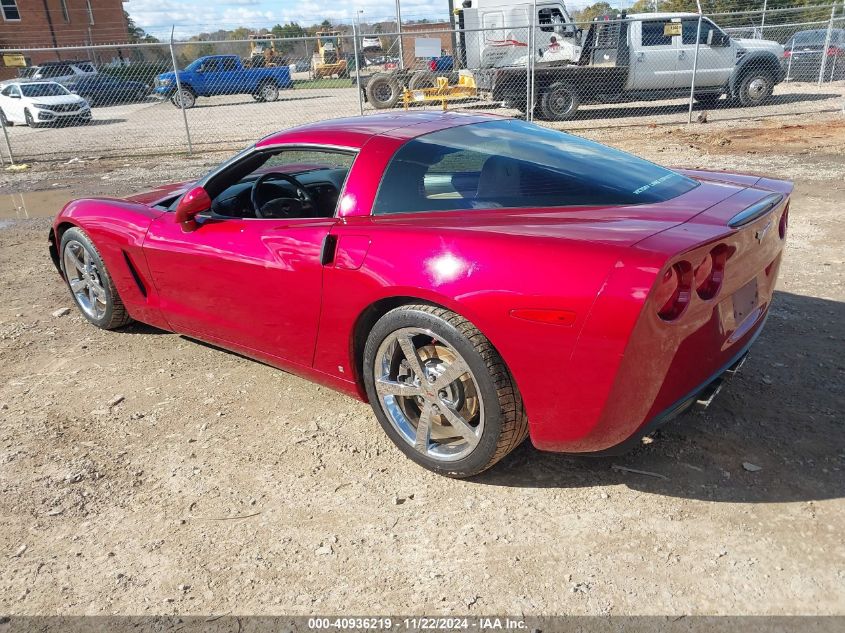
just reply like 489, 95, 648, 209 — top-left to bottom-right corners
373, 120, 698, 214
184, 59, 205, 72
21, 83, 70, 97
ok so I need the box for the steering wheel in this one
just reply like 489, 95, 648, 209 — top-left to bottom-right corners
250, 172, 316, 219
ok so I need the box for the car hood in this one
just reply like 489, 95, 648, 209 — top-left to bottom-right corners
125, 180, 194, 206
26, 94, 86, 105
735, 37, 784, 56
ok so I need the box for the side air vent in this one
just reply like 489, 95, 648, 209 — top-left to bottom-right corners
727, 193, 783, 228
122, 251, 148, 298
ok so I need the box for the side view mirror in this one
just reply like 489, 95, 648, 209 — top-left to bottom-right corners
174, 185, 212, 232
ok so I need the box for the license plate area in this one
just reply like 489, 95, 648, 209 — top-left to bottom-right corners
733, 278, 759, 325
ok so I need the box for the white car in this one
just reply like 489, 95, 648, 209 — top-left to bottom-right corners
0, 81, 91, 127
361, 36, 382, 52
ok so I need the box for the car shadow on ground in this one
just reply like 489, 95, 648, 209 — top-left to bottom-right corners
475, 290, 845, 503
31, 118, 127, 129
185, 95, 332, 110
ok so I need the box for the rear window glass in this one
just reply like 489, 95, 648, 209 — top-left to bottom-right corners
373, 120, 697, 214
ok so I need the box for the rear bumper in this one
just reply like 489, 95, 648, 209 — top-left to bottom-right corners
584, 319, 762, 456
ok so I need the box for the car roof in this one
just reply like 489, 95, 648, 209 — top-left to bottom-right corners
4, 81, 62, 87
627, 12, 700, 20
255, 111, 503, 151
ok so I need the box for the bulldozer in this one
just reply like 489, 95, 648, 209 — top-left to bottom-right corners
244, 34, 286, 68
312, 30, 348, 79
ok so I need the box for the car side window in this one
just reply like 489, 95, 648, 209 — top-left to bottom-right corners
204, 148, 357, 220
681, 18, 723, 46
221, 57, 238, 71
641, 21, 673, 47
1, 85, 13, 96
200, 59, 220, 72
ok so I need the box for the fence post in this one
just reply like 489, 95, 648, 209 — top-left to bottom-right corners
818, 6, 836, 85
0, 113, 15, 166
687, 11, 704, 124
352, 22, 364, 116
169, 26, 193, 155
786, 37, 795, 81
529, 0, 537, 122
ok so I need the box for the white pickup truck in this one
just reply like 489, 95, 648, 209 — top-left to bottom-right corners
473, 12, 786, 120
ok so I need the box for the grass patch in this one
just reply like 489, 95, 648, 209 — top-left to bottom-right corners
293, 77, 355, 90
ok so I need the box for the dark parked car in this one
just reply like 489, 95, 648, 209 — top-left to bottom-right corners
66, 75, 150, 106
783, 28, 845, 81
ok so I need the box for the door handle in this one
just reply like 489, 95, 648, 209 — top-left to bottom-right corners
679, 50, 686, 59
636, 52, 645, 62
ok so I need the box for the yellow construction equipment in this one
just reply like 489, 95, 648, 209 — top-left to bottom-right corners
245, 34, 286, 68
312, 30, 348, 78
402, 73, 478, 111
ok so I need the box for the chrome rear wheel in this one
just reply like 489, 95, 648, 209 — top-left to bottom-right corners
363, 304, 529, 477
375, 327, 483, 462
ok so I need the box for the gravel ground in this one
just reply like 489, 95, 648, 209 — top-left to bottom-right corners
0, 112, 843, 617
1, 78, 843, 162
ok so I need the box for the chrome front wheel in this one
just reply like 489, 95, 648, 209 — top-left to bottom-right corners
63, 240, 108, 321
59, 227, 132, 330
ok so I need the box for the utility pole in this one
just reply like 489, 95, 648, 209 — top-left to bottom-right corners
395, 0, 405, 69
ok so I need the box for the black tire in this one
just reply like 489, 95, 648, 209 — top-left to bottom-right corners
59, 227, 132, 330
408, 71, 438, 91
24, 109, 37, 127
0, 108, 11, 127
365, 73, 402, 109
737, 70, 774, 107
252, 92, 264, 102
258, 81, 279, 102
363, 304, 528, 478
170, 87, 196, 109
694, 93, 723, 106
539, 82, 580, 121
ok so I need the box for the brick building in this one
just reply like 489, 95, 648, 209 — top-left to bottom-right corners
0, 0, 130, 78
400, 21, 454, 70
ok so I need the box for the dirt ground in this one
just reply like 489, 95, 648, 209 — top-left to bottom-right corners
1, 77, 843, 162
0, 112, 844, 618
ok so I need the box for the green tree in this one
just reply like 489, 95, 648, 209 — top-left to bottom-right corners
124, 9, 158, 43
572, 2, 618, 23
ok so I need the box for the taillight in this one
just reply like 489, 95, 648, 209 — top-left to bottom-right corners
655, 261, 692, 321
694, 244, 729, 300
428, 60, 437, 71
783, 49, 792, 58
827, 46, 843, 57
779, 202, 789, 239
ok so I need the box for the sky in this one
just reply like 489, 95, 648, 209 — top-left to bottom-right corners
129, 0, 448, 38
127, 0, 607, 39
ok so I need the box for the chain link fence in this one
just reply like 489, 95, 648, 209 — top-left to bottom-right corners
0, 5, 843, 163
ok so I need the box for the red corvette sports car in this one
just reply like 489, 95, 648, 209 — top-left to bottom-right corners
48, 112, 791, 477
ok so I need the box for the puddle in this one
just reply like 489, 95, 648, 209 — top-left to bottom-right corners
1, 188, 72, 220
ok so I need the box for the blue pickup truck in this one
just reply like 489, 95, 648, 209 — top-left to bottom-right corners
154, 54, 292, 108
